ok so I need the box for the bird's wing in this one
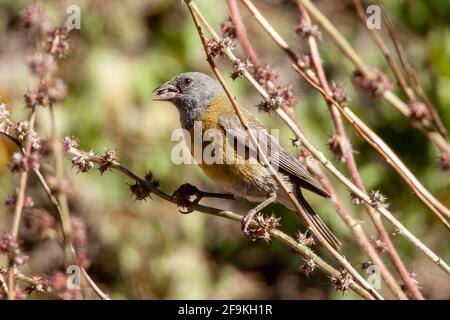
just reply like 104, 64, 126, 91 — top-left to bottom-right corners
218, 114, 329, 198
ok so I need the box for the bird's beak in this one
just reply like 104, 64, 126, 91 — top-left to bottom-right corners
152, 82, 180, 101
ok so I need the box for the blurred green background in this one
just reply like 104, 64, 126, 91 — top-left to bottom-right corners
0, 0, 449, 299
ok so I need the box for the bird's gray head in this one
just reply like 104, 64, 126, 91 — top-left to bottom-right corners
153, 72, 224, 128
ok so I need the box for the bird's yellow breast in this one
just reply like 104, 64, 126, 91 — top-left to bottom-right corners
187, 96, 264, 189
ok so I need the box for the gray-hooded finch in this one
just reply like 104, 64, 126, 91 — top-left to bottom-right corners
153, 72, 340, 249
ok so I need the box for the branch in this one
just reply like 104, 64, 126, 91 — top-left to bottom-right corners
227, 0, 407, 300
297, 3, 422, 300
239, 0, 450, 227
66, 147, 375, 300
294, 0, 450, 157
186, 2, 383, 300
8, 109, 36, 300
184, 0, 450, 277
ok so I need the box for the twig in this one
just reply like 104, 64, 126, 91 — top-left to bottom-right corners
8, 110, 36, 300
49, 106, 73, 264
185, 1, 450, 276
239, 0, 450, 227
297, 3, 422, 300
227, 0, 407, 300
376, 0, 448, 140
66, 147, 374, 300
295, 0, 448, 145
186, 2, 383, 300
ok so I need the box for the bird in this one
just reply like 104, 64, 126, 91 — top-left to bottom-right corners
153, 71, 341, 249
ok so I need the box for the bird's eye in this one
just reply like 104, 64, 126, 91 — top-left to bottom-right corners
184, 78, 193, 85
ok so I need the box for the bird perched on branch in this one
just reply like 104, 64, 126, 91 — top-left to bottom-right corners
153, 72, 340, 249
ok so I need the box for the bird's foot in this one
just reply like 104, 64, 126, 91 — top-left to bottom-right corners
241, 211, 256, 237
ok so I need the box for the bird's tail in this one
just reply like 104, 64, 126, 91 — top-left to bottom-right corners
295, 189, 341, 250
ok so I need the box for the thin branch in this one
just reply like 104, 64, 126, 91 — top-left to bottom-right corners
298, 3, 422, 300
227, 0, 407, 300
294, 0, 450, 156
226, 0, 260, 67
187, 3, 383, 300
185, 1, 450, 276
8, 109, 36, 300
239, 0, 450, 227
376, 0, 448, 140
353, 0, 415, 103
66, 147, 374, 300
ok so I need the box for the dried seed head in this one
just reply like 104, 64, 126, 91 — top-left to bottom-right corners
330, 270, 352, 293
294, 21, 322, 39
370, 236, 387, 253
296, 230, 316, 247
230, 58, 252, 80
5, 191, 34, 208
300, 258, 316, 276
70, 216, 87, 248
9, 152, 39, 173
369, 190, 388, 209
257, 95, 284, 113
206, 37, 235, 58
350, 192, 363, 206
26, 53, 56, 77
274, 85, 298, 108
326, 134, 343, 161
24, 208, 55, 238
220, 17, 236, 38
408, 101, 429, 126
439, 153, 450, 172
251, 64, 279, 89
46, 26, 70, 58
353, 68, 392, 98
98, 149, 118, 174
71, 151, 95, 173
129, 182, 150, 201
24, 85, 50, 108
47, 78, 67, 104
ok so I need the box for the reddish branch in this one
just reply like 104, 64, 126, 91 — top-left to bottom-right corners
226, 0, 407, 300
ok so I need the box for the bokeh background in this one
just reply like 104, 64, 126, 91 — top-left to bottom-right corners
0, 0, 449, 299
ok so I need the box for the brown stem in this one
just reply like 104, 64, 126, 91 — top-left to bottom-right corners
67, 148, 374, 300
295, 0, 450, 156
228, 0, 406, 300
184, 1, 450, 276
240, 0, 450, 227
376, 0, 448, 140
226, 0, 261, 67
187, 2, 383, 300
8, 110, 36, 300
299, 2, 423, 300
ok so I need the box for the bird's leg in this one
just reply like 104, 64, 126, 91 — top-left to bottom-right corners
242, 193, 277, 237
172, 183, 236, 214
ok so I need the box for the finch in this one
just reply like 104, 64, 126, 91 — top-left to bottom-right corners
153, 72, 340, 249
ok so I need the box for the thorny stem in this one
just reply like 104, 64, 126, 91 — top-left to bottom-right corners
49, 106, 73, 264
186, 3, 383, 301
0, 131, 110, 300
376, 0, 448, 140
8, 110, 36, 300
239, 0, 450, 228
185, 1, 450, 277
298, 4, 422, 300
296, 0, 450, 157
67, 147, 374, 300
228, 0, 406, 300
